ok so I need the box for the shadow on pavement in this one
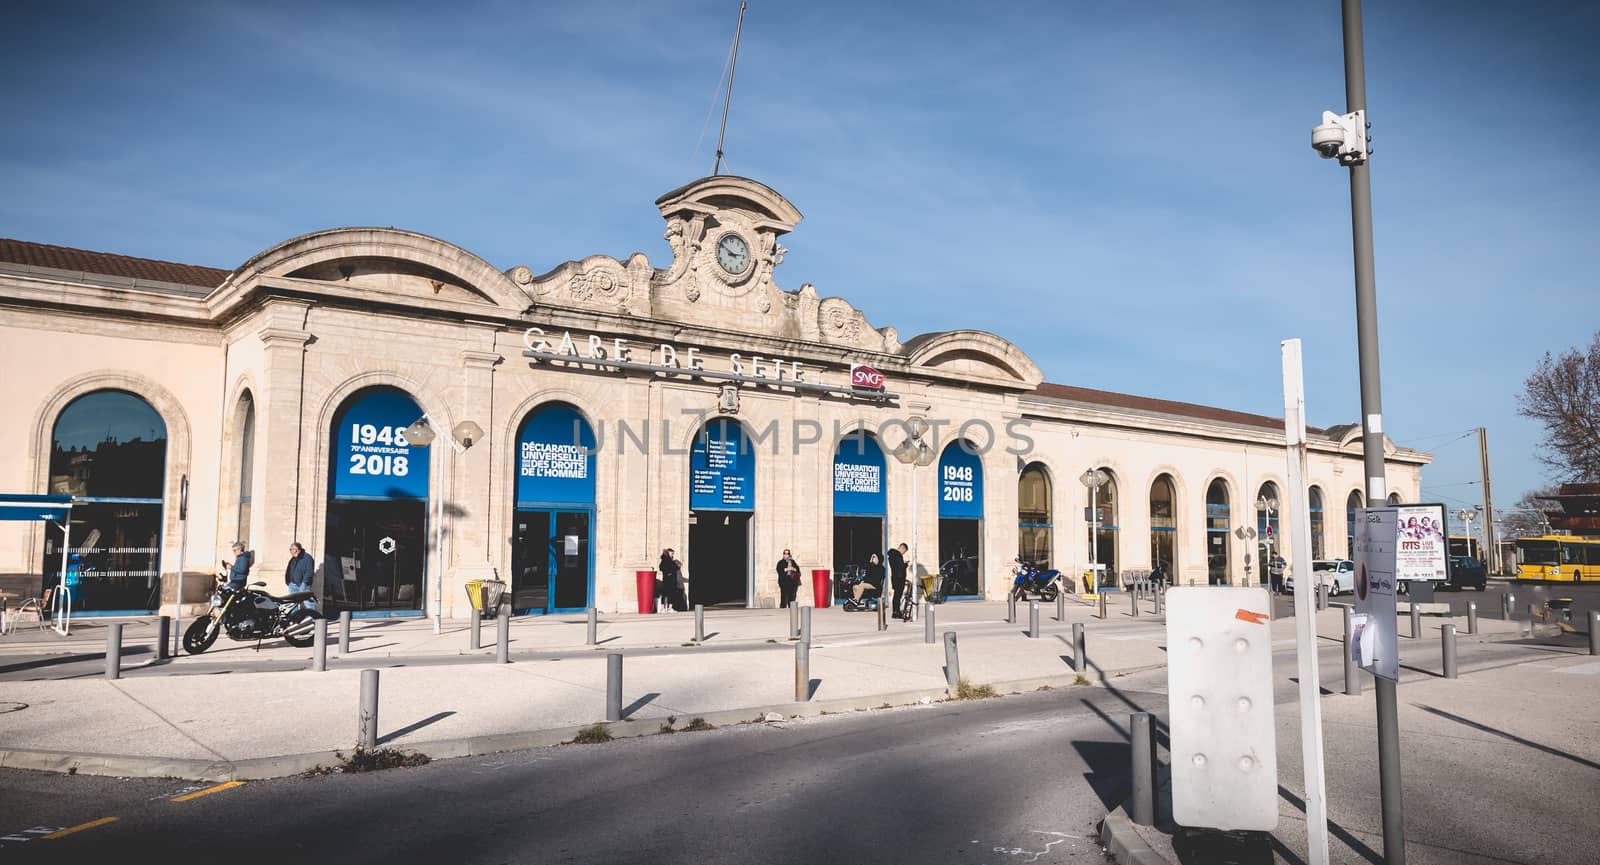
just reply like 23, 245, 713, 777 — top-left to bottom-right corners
1415, 704, 1600, 771
378, 711, 457, 745
622, 692, 660, 719
0, 646, 151, 674
1274, 785, 1382, 864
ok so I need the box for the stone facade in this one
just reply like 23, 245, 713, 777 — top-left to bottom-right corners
0, 175, 1428, 615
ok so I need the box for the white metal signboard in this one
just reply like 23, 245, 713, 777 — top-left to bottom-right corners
1352, 507, 1399, 682
1166, 586, 1279, 831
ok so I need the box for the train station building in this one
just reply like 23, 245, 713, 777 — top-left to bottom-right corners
0, 175, 1430, 617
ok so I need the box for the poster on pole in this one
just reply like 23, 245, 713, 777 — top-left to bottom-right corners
1352, 506, 1399, 682
1394, 502, 1448, 582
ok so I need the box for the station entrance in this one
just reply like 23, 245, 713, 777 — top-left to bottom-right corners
688, 419, 754, 607
688, 511, 751, 607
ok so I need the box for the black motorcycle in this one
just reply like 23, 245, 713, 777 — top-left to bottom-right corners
183, 567, 319, 654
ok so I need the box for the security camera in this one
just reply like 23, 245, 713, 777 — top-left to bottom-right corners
1312, 119, 1346, 158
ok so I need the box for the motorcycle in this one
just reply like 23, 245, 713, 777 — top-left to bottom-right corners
1009, 558, 1061, 602
182, 565, 320, 654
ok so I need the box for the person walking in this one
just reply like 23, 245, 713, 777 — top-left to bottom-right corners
285, 542, 315, 595
776, 548, 801, 608
658, 548, 686, 612
225, 542, 253, 590
886, 542, 909, 619
1269, 553, 1287, 594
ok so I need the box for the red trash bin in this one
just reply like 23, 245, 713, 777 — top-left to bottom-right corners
636, 570, 658, 614
811, 569, 831, 608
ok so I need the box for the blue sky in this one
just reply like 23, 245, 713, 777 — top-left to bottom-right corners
3, 0, 1596, 528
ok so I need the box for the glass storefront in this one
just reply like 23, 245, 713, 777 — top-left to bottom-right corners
1206, 479, 1231, 585
833, 431, 886, 593
512, 403, 596, 614
937, 441, 983, 598
43, 390, 166, 613
1086, 469, 1119, 585
1149, 474, 1177, 577
1017, 463, 1051, 569
688, 419, 753, 607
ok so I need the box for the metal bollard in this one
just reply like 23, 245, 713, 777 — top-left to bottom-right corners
694, 604, 705, 642
1441, 625, 1458, 679
339, 610, 352, 654
1099, 592, 1108, 619
105, 623, 123, 680
1007, 593, 1016, 624
1154, 587, 1163, 616
1528, 602, 1539, 625
1029, 601, 1040, 638
944, 631, 960, 688
789, 604, 799, 639
1056, 591, 1066, 622
358, 669, 379, 749
924, 602, 935, 644
1317, 583, 1329, 611
1467, 601, 1478, 635
1590, 611, 1599, 657
795, 639, 810, 701
313, 618, 328, 672
469, 605, 481, 650
1073, 622, 1086, 674
606, 653, 623, 721
496, 606, 510, 663
800, 606, 812, 645
1131, 711, 1157, 826
878, 594, 887, 631
1131, 588, 1139, 617
587, 607, 598, 646
1342, 605, 1362, 696
157, 616, 170, 661
1410, 602, 1422, 638
1503, 592, 1513, 620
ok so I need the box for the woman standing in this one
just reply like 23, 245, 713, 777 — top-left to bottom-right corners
658, 548, 686, 612
776, 549, 801, 608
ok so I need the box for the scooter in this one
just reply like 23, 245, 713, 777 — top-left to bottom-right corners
838, 565, 883, 612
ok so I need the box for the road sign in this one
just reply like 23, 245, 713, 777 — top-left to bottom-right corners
1353, 507, 1399, 682
378, 536, 397, 555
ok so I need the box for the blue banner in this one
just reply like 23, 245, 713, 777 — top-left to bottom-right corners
332, 390, 429, 500
833, 434, 886, 516
690, 420, 754, 511
516, 404, 596, 507
938, 441, 984, 519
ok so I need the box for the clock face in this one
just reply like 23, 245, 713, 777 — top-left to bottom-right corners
716, 233, 750, 275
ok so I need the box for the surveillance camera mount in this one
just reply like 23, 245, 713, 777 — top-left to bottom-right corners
1313, 109, 1369, 166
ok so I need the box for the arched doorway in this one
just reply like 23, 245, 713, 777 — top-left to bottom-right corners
1018, 463, 1052, 568
44, 389, 167, 613
689, 418, 753, 607
325, 387, 431, 614
1256, 481, 1281, 586
1309, 486, 1326, 560
1346, 490, 1364, 558
1086, 469, 1119, 586
1150, 474, 1177, 580
833, 430, 886, 588
512, 403, 596, 614
937, 441, 983, 598
1206, 479, 1232, 585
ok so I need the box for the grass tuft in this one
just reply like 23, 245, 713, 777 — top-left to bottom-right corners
1073, 674, 1092, 686
304, 747, 430, 776
571, 723, 613, 745
683, 717, 715, 732
954, 679, 998, 700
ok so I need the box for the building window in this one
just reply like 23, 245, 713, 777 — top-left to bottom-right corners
1150, 474, 1177, 580
1018, 463, 1052, 569
1256, 481, 1280, 586
1347, 490, 1364, 558
1085, 469, 1118, 585
236, 391, 255, 548
1206, 478, 1231, 585
937, 440, 985, 597
1387, 492, 1402, 505
44, 389, 167, 612
1309, 486, 1325, 560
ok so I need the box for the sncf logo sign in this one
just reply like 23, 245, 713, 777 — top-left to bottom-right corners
850, 364, 885, 390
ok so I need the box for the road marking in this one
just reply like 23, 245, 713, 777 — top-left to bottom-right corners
1, 827, 62, 843
41, 817, 118, 839
1554, 661, 1600, 676
171, 780, 244, 802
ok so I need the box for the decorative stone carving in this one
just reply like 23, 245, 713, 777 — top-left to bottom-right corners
507, 265, 533, 286
820, 297, 861, 342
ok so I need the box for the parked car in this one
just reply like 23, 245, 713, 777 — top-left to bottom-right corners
1286, 559, 1356, 595
1444, 555, 1488, 591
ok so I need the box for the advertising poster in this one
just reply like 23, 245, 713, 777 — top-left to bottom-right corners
832, 434, 887, 516
1352, 506, 1399, 682
516, 404, 596, 507
937, 443, 984, 519
1394, 503, 1448, 582
689, 420, 754, 511
333, 390, 429, 500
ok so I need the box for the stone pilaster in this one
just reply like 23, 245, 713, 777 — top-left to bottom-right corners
253, 301, 314, 592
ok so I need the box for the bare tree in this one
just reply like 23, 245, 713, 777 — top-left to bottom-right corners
1499, 486, 1560, 540
1516, 331, 1600, 482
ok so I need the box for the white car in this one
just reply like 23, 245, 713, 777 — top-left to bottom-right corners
1285, 559, 1355, 595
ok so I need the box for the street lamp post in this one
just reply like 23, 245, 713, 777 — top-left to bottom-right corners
1080, 469, 1108, 592
1455, 508, 1479, 558
893, 417, 936, 616
402, 414, 482, 635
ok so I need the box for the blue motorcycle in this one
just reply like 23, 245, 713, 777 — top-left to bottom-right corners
1009, 558, 1061, 602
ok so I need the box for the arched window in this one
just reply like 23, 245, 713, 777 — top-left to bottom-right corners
834, 431, 887, 600
235, 391, 255, 547
513, 402, 597, 614
1256, 481, 1281, 586
1149, 474, 1177, 579
1347, 490, 1364, 558
1018, 463, 1052, 568
1387, 492, 1402, 505
689, 418, 755, 607
937, 440, 985, 596
1206, 479, 1231, 585
1085, 469, 1118, 584
1309, 486, 1325, 560
45, 389, 168, 612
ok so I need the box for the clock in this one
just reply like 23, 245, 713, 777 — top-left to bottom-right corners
715, 233, 750, 275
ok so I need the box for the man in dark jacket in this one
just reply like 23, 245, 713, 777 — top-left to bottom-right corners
886, 543, 909, 619
776, 549, 801, 608
286, 542, 315, 595
226, 542, 253, 590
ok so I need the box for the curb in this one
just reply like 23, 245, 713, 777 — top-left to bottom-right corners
0, 668, 1149, 782
1099, 804, 1168, 865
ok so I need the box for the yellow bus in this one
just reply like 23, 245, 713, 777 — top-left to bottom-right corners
1514, 536, 1600, 582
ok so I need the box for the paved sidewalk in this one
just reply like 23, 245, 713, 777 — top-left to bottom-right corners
0, 598, 1526, 783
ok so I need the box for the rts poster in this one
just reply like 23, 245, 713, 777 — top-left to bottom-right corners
1394, 503, 1449, 582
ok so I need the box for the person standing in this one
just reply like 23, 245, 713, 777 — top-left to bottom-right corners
225, 542, 253, 590
776, 548, 801, 608
285, 542, 315, 595
886, 543, 909, 619
658, 548, 686, 612
1269, 553, 1287, 594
